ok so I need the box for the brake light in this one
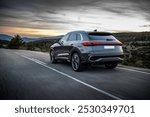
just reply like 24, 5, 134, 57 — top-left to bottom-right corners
82, 42, 123, 46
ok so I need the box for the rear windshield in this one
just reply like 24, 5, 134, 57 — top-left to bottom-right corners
88, 32, 112, 36
88, 32, 116, 40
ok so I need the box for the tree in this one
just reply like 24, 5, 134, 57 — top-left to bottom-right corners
8, 35, 24, 49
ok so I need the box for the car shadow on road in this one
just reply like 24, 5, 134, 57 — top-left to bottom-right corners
84, 64, 117, 73
48, 60, 118, 73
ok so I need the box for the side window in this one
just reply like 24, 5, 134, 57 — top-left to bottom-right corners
77, 33, 83, 41
67, 33, 77, 41
59, 34, 70, 43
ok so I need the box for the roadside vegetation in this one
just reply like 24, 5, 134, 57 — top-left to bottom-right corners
7, 35, 25, 49
23, 39, 56, 52
0, 32, 150, 69
114, 32, 150, 68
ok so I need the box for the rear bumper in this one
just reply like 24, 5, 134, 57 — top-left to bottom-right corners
81, 53, 123, 63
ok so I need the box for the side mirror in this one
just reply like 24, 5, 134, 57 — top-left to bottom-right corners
58, 40, 64, 45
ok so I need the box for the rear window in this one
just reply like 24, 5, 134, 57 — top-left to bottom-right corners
88, 32, 116, 41
88, 32, 112, 36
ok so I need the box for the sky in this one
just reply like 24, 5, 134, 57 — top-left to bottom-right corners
0, 0, 150, 37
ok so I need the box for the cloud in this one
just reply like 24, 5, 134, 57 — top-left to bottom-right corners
1, 0, 150, 17
140, 24, 150, 27
0, 0, 150, 36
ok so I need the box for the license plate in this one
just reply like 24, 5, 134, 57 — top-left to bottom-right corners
104, 46, 115, 49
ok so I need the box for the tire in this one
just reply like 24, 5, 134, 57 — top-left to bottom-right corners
50, 50, 57, 63
105, 62, 118, 69
71, 53, 83, 71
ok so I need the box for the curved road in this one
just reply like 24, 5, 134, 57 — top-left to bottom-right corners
0, 49, 150, 100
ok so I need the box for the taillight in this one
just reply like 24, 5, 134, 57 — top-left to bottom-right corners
82, 42, 123, 46
82, 42, 97, 46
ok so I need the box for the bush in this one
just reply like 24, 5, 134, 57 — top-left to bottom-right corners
8, 35, 24, 49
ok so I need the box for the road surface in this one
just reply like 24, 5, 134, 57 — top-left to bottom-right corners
0, 49, 150, 100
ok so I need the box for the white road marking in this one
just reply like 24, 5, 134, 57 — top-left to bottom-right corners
21, 55, 122, 100
117, 67, 150, 75
31, 58, 46, 65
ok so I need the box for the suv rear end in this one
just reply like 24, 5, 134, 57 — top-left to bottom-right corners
80, 32, 123, 68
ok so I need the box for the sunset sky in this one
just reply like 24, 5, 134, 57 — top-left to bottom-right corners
0, 0, 150, 37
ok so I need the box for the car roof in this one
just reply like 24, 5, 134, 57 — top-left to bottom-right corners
68, 30, 86, 34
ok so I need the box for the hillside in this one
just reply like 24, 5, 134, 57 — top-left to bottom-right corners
24, 35, 63, 51
114, 32, 150, 68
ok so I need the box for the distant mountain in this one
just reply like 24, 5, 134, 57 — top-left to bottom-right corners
0, 34, 13, 41
23, 35, 63, 43
22, 37, 40, 43
35, 35, 63, 42
0, 34, 37, 42
0, 34, 63, 43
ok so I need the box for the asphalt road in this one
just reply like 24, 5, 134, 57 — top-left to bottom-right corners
0, 49, 150, 100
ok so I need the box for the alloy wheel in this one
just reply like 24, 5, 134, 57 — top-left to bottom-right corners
71, 53, 80, 71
